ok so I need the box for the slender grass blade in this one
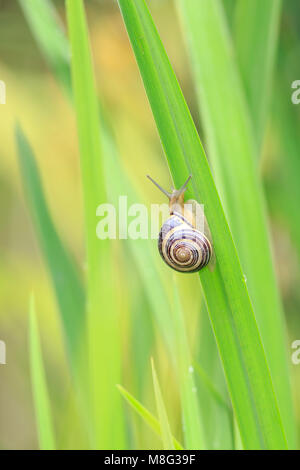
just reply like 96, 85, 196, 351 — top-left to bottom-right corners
151, 359, 175, 450
195, 302, 233, 449
117, 385, 183, 450
66, 0, 125, 448
18, 0, 72, 97
16, 125, 85, 370
171, 275, 204, 449
234, 0, 282, 149
29, 295, 56, 450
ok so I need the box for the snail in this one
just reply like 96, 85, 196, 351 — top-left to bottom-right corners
147, 175, 212, 273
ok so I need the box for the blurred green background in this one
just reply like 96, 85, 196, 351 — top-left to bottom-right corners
0, 0, 300, 449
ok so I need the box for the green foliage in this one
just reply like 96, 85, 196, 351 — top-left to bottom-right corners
171, 275, 204, 449
117, 385, 183, 450
177, 0, 295, 447
16, 125, 85, 369
151, 359, 175, 450
118, 0, 288, 449
19, 0, 72, 96
234, 0, 282, 148
14, 0, 298, 450
66, 0, 125, 449
29, 296, 56, 450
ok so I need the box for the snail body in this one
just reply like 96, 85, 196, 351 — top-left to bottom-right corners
147, 175, 212, 273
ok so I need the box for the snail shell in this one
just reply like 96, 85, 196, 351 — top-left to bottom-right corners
148, 175, 212, 273
158, 212, 211, 273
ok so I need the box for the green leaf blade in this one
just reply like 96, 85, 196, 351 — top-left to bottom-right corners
29, 296, 56, 450
18, 0, 72, 97
234, 0, 282, 148
66, 0, 126, 449
171, 275, 205, 449
16, 125, 85, 369
151, 359, 175, 450
117, 385, 183, 450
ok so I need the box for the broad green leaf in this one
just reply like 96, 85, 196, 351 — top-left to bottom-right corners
66, 0, 125, 449
177, 0, 295, 448
18, 0, 72, 97
29, 295, 56, 450
16, 125, 85, 371
117, 385, 183, 450
151, 359, 175, 450
234, 0, 282, 149
118, 0, 288, 449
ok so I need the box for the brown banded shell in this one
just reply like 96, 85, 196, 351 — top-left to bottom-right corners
158, 214, 211, 273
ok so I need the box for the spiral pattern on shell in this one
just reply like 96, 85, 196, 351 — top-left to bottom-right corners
158, 214, 212, 273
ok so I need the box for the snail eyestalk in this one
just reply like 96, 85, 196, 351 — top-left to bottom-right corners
147, 175, 172, 199
147, 174, 192, 199
178, 175, 192, 195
